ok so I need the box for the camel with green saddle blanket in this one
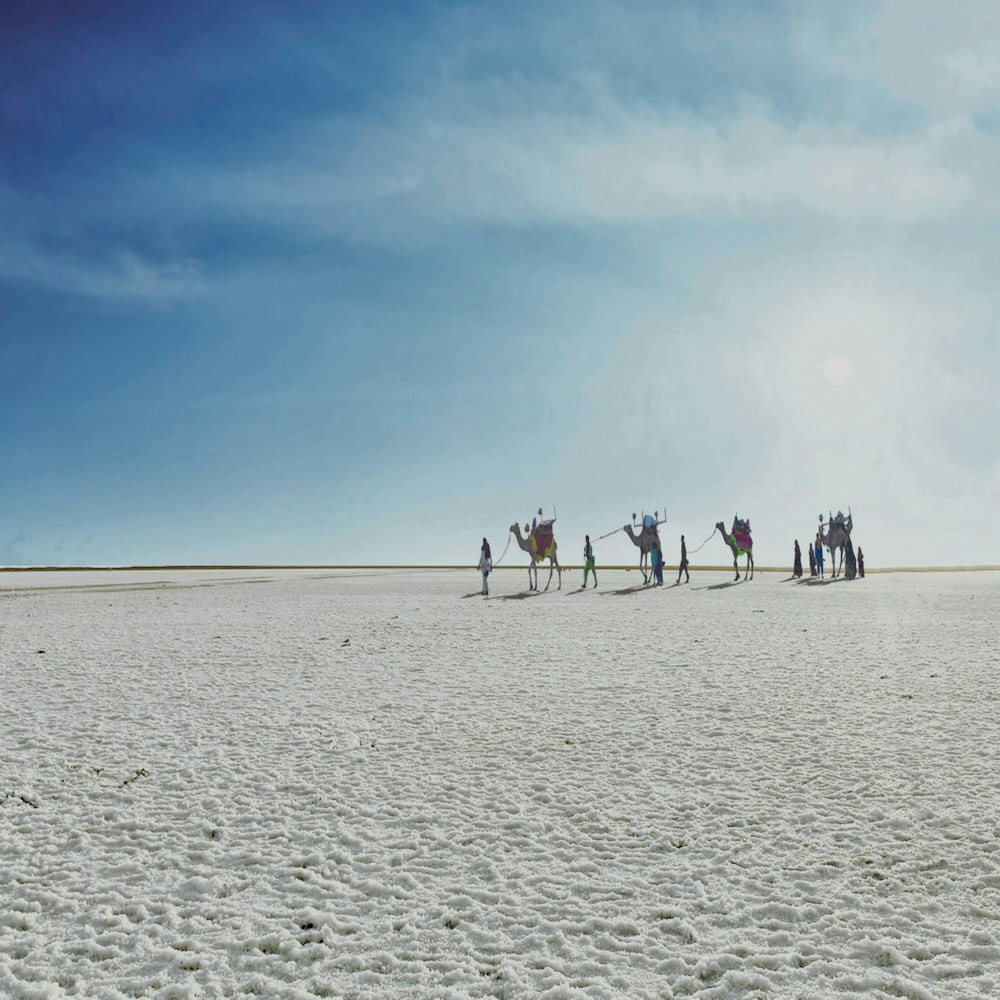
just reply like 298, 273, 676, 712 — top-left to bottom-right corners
716, 517, 754, 581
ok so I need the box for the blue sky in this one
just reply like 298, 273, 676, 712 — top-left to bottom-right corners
2, 0, 998, 567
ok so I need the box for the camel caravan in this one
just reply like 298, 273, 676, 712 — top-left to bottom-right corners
482, 504, 860, 594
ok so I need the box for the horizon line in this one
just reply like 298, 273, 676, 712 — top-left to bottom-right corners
1, 564, 998, 574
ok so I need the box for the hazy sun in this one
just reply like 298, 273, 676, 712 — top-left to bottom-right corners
821, 354, 855, 389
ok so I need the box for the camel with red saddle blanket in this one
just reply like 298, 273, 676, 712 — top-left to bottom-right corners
510, 513, 561, 591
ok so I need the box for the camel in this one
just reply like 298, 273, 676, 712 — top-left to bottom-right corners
510, 522, 561, 592
716, 519, 754, 581
623, 512, 664, 584
822, 508, 853, 579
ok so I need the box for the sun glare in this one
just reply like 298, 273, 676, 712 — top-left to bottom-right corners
820, 354, 856, 389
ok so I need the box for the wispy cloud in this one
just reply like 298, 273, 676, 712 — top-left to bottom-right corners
0, 236, 206, 300
124, 3, 998, 247
211, 104, 975, 239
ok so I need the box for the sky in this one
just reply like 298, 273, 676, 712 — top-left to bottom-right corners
1, 0, 998, 567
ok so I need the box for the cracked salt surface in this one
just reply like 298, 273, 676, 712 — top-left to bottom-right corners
1, 568, 998, 999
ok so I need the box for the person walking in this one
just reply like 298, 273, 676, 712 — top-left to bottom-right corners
582, 535, 597, 588
653, 545, 664, 586
677, 535, 689, 583
858, 547, 865, 578
649, 540, 661, 586
808, 541, 817, 576
815, 531, 825, 578
793, 539, 803, 578
479, 537, 492, 595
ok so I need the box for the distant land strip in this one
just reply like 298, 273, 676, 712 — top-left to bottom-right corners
2, 565, 998, 574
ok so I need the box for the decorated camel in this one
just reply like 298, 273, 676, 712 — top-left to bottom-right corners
716, 516, 754, 581
510, 521, 561, 591
821, 508, 853, 579
623, 510, 666, 584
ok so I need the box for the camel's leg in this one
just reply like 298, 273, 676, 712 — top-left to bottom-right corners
750, 554, 754, 579
733, 555, 739, 581
555, 557, 561, 590
544, 561, 553, 591
528, 562, 535, 591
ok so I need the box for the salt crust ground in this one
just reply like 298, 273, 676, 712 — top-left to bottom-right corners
1, 568, 998, 1000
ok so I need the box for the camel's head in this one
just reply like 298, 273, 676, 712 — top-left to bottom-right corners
716, 521, 725, 531
509, 523, 519, 535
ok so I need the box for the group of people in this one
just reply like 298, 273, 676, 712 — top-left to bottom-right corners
583, 532, 689, 589
478, 530, 691, 594
792, 538, 865, 579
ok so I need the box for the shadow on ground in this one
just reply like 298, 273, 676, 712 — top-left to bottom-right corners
600, 585, 659, 597
493, 590, 546, 601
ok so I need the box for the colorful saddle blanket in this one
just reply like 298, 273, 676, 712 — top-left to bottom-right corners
732, 519, 753, 552
531, 525, 556, 561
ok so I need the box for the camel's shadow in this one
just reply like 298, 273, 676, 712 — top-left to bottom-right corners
494, 590, 546, 601
600, 584, 658, 597
460, 592, 487, 599
694, 580, 745, 591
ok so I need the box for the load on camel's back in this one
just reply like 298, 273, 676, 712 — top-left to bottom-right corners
531, 522, 556, 561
